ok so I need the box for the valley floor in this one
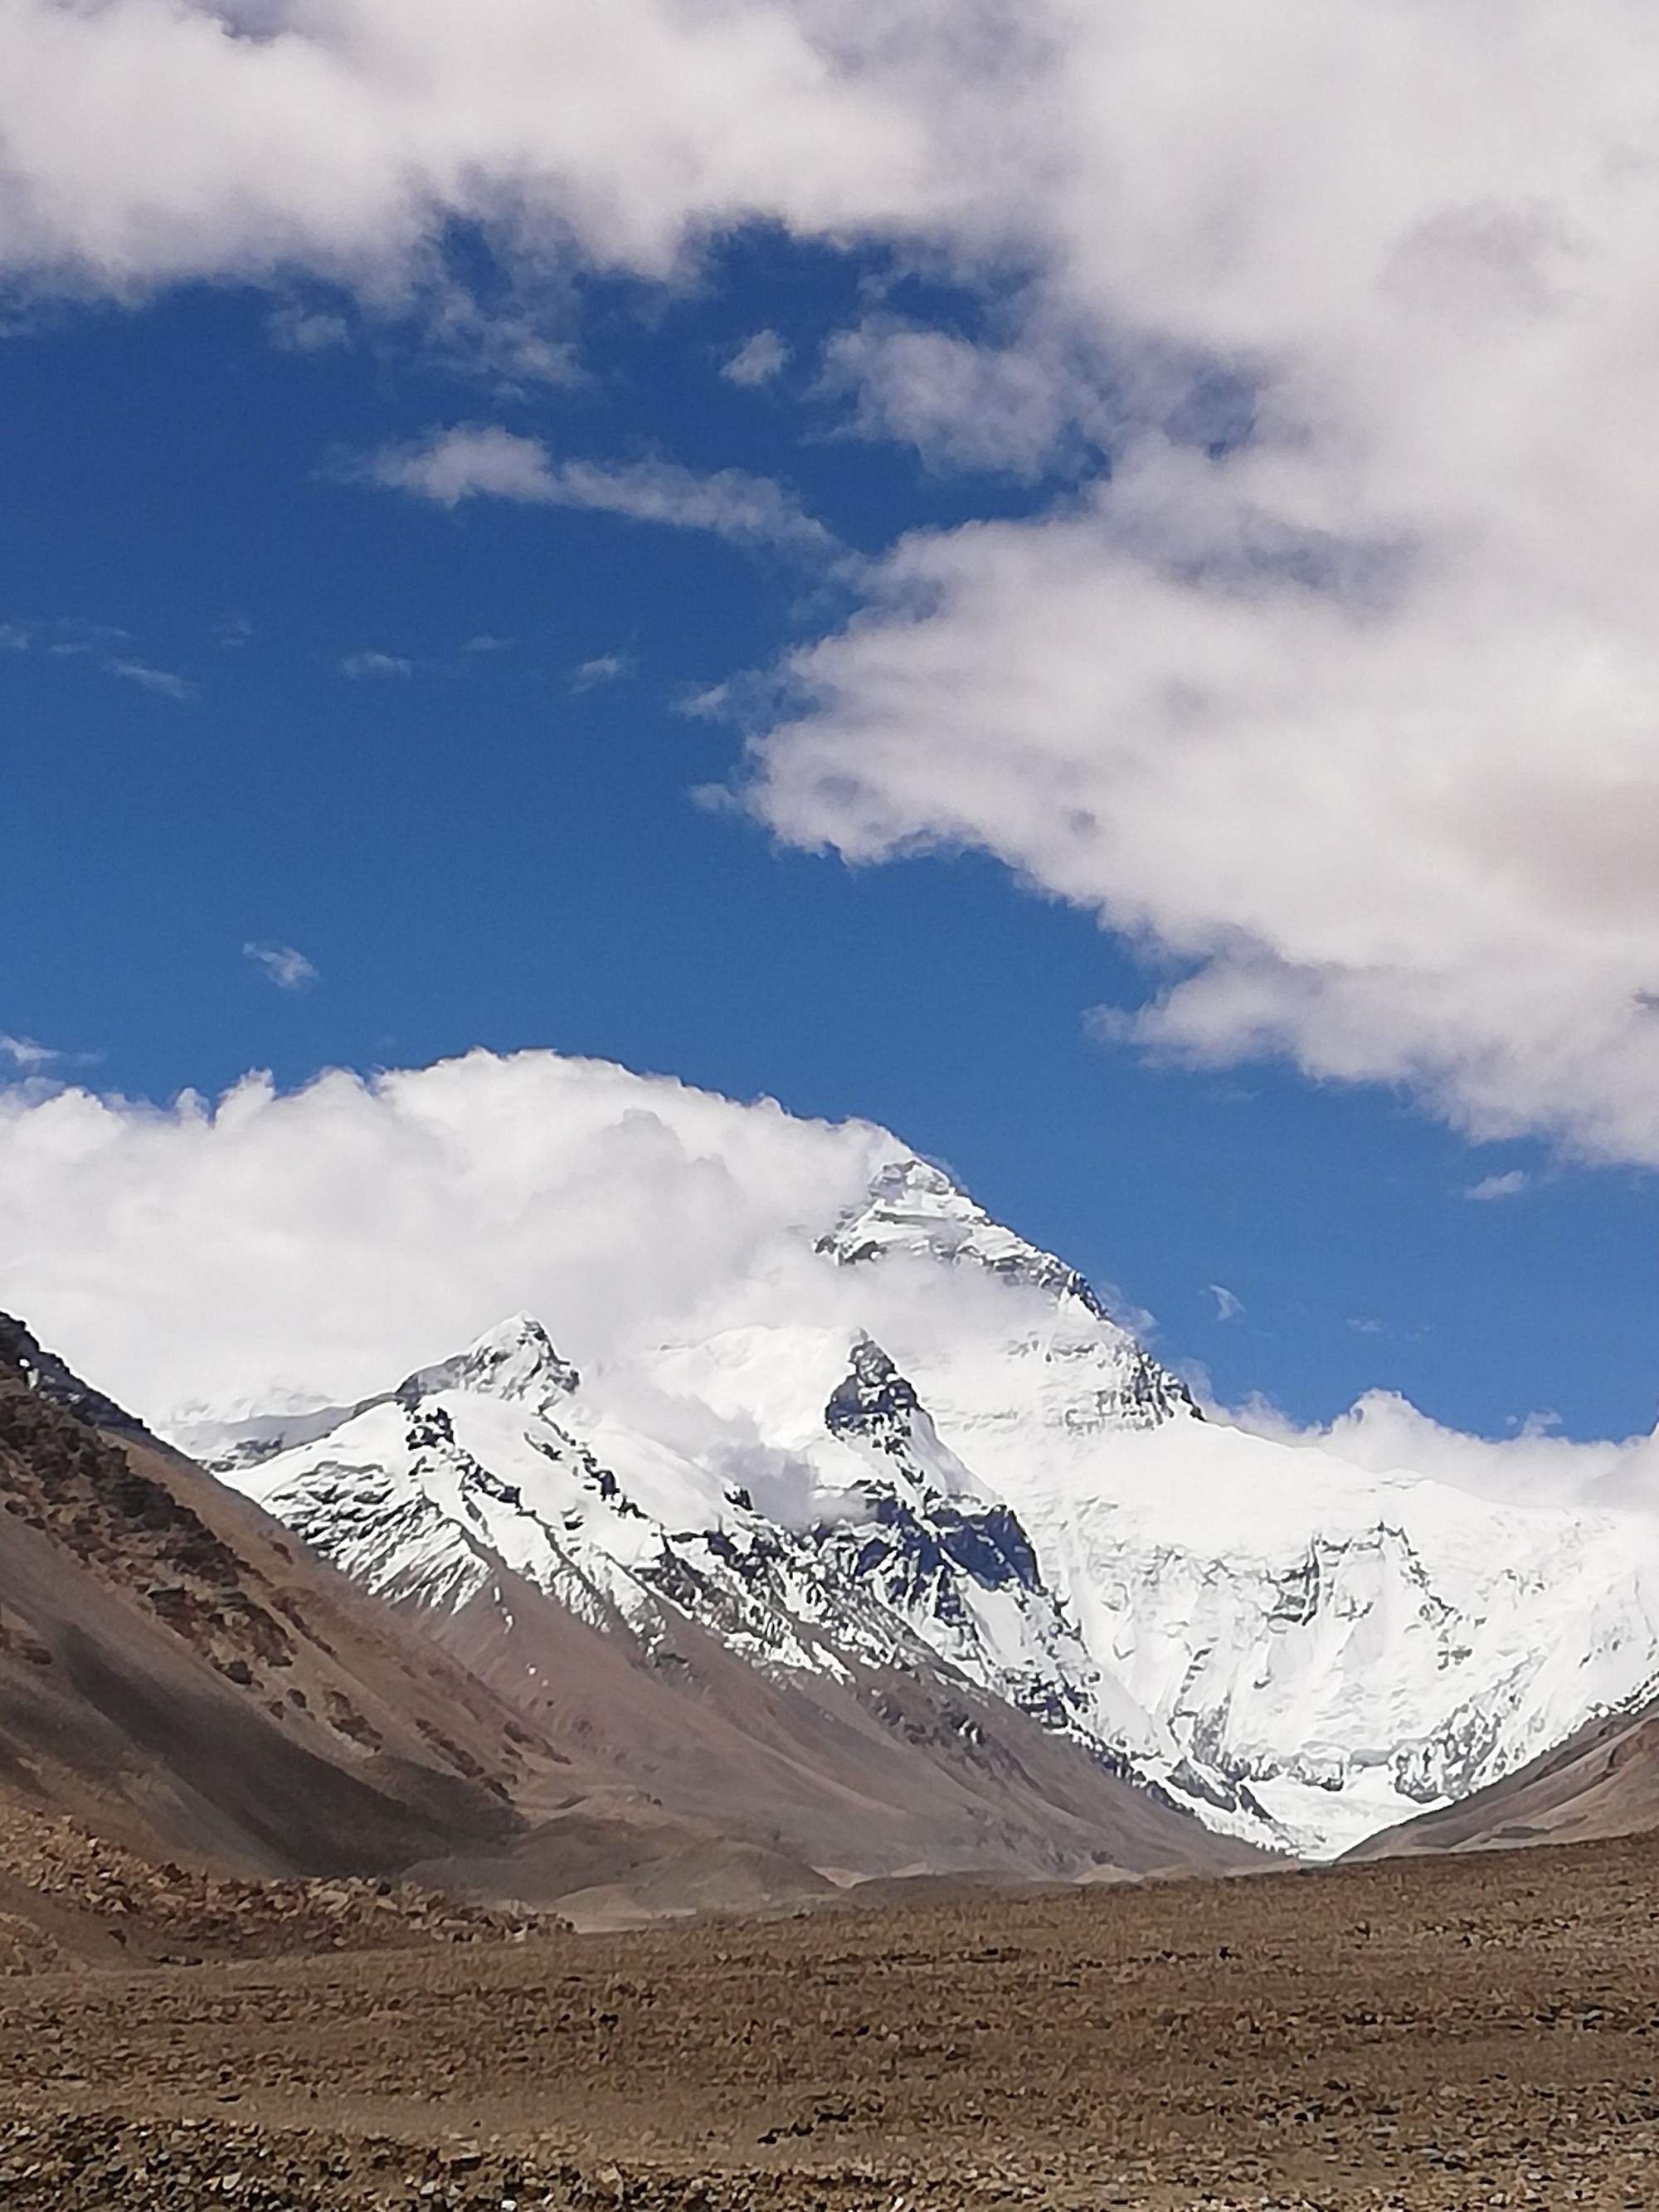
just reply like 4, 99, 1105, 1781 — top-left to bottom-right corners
4, 1835, 1659, 2209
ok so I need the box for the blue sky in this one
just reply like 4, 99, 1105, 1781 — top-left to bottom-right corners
5, 5, 1659, 1447
6, 255, 1653, 1445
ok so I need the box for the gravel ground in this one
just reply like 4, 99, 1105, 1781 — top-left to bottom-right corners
5, 1830, 1659, 2207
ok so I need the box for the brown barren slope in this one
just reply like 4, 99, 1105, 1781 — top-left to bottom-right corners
1355, 1698, 1659, 1858
422, 1553, 1264, 1909
0, 1315, 837, 1923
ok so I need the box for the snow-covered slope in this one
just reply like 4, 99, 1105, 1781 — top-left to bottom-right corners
212, 1162, 1659, 1859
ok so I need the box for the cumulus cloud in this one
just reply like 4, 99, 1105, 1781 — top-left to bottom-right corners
722, 329, 790, 387
367, 426, 835, 555
0, 1049, 904, 1425
2, 1045, 1646, 1514
729, 7, 1659, 1173
0, 0, 973, 297
243, 941, 318, 991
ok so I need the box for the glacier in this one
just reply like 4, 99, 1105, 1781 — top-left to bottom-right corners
204, 1157, 1659, 1859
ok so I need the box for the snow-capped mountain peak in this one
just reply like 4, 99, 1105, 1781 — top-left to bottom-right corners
399, 1313, 579, 1416
819, 1155, 1112, 1323
211, 1163, 1659, 1866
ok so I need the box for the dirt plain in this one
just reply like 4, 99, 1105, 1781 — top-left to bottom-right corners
2, 1830, 1659, 2210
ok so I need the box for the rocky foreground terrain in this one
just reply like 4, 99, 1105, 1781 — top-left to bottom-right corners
3, 1830, 1659, 2209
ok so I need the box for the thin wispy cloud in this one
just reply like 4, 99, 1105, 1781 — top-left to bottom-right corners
1207, 1283, 1243, 1323
108, 659, 198, 702
1466, 1170, 1531, 1203
568, 653, 635, 692
0, 1033, 100, 1077
6, 618, 196, 699
0, 1034, 61, 1071
364, 428, 835, 558
243, 941, 319, 992
268, 302, 349, 355
338, 650, 414, 680
43, 620, 129, 659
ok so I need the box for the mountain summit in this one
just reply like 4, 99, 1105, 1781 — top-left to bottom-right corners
822, 1155, 1125, 1322
399, 1314, 580, 1416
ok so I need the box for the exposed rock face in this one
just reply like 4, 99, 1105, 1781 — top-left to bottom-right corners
0, 1312, 147, 1437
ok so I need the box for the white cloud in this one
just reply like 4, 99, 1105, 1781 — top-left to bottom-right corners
0, 1035, 104, 1098
268, 301, 349, 353
0, 1035, 62, 1072
1207, 1283, 1243, 1323
1466, 1169, 1530, 1203
367, 426, 834, 556
338, 649, 413, 679
739, 387, 1659, 1164
243, 941, 318, 991
722, 328, 790, 387
732, 8, 1659, 1173
822, 317, 1097, 479
0, 1048, 903, 1425
107, 658, 197, 702
1232, 1389, 1659, 1518
568, 652, 634, 692
0, 1, 968, 297
12, 619, 197, 698
2, 1043, 1647, 1515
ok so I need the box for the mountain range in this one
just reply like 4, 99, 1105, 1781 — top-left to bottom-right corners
178, 1156, 1659, 1867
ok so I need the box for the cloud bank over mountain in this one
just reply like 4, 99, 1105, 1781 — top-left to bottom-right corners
0, 1051, 897, 1421
2, 1050, 1655, 1519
